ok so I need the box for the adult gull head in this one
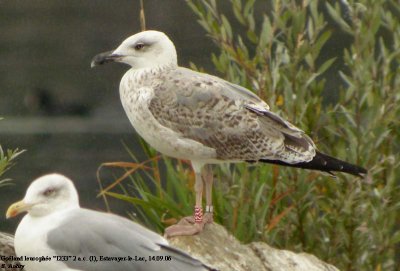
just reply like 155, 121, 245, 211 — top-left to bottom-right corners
6, 173, 215, 271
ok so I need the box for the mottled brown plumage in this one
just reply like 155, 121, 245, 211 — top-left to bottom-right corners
92, 30, 367, 237
147, 67, 316, 164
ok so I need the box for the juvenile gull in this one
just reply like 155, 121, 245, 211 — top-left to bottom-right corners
91, 30, 367, 237
6, 174, 214, 271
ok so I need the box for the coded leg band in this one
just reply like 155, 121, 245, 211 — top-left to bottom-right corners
194, 206, 203, 223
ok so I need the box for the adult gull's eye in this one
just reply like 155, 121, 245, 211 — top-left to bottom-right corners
134, 43, 145, 50
43, 188, 56, 197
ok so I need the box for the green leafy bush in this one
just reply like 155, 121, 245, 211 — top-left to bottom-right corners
0, 129, 23, 186
100, 1, 400, 270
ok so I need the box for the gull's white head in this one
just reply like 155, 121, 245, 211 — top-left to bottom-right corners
6, 174, 79, 218
91, 30, 177, 69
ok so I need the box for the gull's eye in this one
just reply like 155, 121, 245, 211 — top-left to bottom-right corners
43, 188, 56, 197
134, 43, 145, 50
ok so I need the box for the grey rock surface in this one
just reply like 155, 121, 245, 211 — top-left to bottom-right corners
0, 232, 21, 271
168, 223, 339, 271
0, 224, 340, 271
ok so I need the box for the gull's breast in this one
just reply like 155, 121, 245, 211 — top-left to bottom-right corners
119, 69, 217, 161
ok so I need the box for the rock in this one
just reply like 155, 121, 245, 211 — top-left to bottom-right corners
0, 232, 21, 271
168, 223, 339, 271
1, 225, 339, 271
250, 242, 339, 271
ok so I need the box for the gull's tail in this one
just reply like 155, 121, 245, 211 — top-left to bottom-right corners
258, 151, 367, 177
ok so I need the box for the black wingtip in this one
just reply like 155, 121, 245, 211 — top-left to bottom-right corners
255, 151, 367, 177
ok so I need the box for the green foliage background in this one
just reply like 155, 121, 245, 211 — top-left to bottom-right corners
0, 121, 23, 188
101, 1, 400, 270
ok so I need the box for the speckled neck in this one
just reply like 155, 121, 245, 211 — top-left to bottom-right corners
130, 63, 177, 82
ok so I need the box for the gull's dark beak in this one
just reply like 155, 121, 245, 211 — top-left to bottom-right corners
90, 50, 123, 68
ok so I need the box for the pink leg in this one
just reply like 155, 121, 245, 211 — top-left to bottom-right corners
203, 164, 214, 224
164, 164, 207, 237
171, 165, 214, 226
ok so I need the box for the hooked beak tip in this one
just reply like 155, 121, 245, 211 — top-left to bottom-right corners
91, 51, 122, 68
6, 200, 30, 219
